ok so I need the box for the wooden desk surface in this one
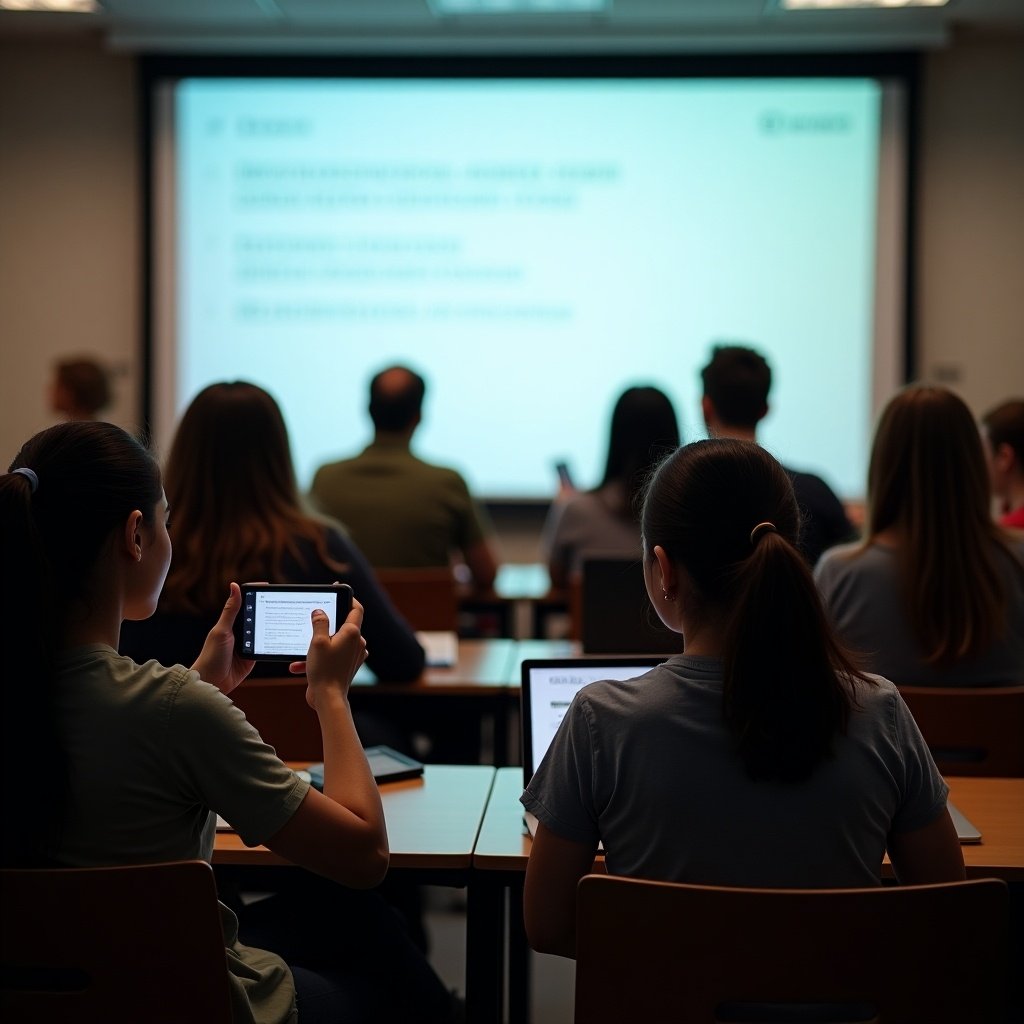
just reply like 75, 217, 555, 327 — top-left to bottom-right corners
214, 764, 496, 871
354, 637, 519, 694
474, 768, 1024, 881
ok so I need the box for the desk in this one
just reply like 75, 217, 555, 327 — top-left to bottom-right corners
472, 769, 1024, 1024
232, 639, 521, 764
461, 563, 568, 640
214, 765, 500, 1017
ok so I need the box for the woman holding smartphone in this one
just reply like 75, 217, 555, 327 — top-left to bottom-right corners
1, 421, 454, 1023
523, 439, 964, 959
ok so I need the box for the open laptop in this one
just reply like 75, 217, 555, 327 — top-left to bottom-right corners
518, 656, 982, 844
521, 656, 666, 837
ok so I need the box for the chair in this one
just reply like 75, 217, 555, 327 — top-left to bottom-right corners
231, 676, 323, 759
574, 874, 1009, 1024
897, 685, 1024, 776
1, 860, 233, 1024
579, 557, 682, 654
374, 567, 460, 631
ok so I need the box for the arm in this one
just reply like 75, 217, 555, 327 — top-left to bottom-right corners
887, 809, 965, 885
263, 601, 389, 888
330, 529, 425, 683
523, 822, 599, 959
464, 538, 498, 591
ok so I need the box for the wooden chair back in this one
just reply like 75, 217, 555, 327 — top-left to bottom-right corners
579, 557, 681, 654
575, 875, 1009, 1024
231, 676, 323, 760
897, 685, 1024, 776
375, 567, 459, 631
1, 860, 233, 1024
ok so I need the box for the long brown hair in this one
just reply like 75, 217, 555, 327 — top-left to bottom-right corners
865, 385, 1018, 668
160, 382, 346, 614
642, 439, 868, 783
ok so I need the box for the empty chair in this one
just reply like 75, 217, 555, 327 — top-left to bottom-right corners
897, 685, 1024, 776
575, 874, 1009, 1024
375, 566, 460, 632
579, 557, 682, 654
1, 860, 232, 1024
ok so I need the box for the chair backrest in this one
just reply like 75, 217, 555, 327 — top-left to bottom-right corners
231, 676, 323, 759
1, 860, 233, 1024
579, 557, 681, 654
897, 685, 1024, 776
575, 874, 1009, 1024
375, 567, 459, 631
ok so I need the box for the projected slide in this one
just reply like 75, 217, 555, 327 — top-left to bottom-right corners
163, 78, 882, 497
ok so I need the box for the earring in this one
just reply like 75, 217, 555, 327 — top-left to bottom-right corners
662, 590, 671, 602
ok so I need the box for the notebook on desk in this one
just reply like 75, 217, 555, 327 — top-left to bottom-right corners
520, 656, 666, 838
518, 657, 983, 844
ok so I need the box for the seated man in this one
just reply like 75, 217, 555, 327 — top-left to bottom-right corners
982, 397, 1024, 528
700, 344, 855, 566
310, 365, 499, 590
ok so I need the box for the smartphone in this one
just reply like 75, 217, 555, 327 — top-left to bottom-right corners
234, 583, 353, 661
554, 460, 575, 490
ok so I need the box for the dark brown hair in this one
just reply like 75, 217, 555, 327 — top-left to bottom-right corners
866, 385, 1017, 667
642, 438, 867, 783
160, 382, 346, 614
2, 422, 162, 864
700, 345, 771, 429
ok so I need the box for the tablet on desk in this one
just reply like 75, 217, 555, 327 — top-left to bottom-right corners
306, 746, 426, 788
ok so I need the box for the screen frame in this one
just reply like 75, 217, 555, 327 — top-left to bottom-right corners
140, 51, 920, 503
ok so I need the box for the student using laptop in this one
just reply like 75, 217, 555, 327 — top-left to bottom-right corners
1, 422, 456, 1022
522, 438, 965, 959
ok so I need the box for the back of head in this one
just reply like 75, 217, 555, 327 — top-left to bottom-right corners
867, 384, 1012, 667
161, 381, 319, 613
601, 386, 681, 517
1, 422, 162, 863
982, 398, 1024, 468
642, 439, 861, 782
369, 365, 426, 433
53, 357, 112, 419
700, 344, 771, 430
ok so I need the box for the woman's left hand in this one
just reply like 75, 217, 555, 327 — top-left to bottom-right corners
191, 582, 255, 695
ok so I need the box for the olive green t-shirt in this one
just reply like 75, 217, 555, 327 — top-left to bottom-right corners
309, 435, 491, 568
49, 645, 310, 1024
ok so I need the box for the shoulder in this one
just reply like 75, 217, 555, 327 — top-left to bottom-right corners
785, 466, 842, 503
814, 540, 866, 577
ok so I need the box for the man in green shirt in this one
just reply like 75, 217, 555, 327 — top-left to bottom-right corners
310, 365, 498, 590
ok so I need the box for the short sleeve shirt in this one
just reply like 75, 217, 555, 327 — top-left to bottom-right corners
815, 539, 1024, 685
310, 436, 491, 568
50, 645, 310, 1024
522, 656, 948, 888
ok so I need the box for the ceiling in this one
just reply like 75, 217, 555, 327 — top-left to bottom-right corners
1, 0, 1022, 54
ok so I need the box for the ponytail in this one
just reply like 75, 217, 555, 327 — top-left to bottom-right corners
1, 422, 162, 865
642, 439, 868, 784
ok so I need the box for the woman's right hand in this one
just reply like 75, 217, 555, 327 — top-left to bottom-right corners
301, 599, 367, 713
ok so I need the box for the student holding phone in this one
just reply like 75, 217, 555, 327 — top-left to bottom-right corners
523, 439, 964, 959
0, 422, 455, 1023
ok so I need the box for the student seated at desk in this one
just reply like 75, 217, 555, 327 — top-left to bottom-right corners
815, 385, 1024, 686
120, 381, 424, 687
1, 422, 455, 1023
522, 439, 965, 959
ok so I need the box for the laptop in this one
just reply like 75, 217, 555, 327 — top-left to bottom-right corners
579, 558, 682, 655
518, 656, 983, 844
520, 656, 666, 837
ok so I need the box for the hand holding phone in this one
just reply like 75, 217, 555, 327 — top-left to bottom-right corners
234, 583, 354, 661
304, 598, 367, 711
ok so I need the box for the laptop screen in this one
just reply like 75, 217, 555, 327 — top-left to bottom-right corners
521, 657, 665, 786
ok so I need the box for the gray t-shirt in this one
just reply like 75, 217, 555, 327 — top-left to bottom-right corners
50, 645, 311, 1024
543, 483, 641, 581
815, 539, 1024, 686
522, 655, 947, 888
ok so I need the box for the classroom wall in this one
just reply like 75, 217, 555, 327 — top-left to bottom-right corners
1, 29, 1022, 465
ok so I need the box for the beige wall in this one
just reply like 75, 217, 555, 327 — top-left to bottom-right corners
915, 28, 1024, 410
1, 30, 1022, 462
0, 33, 140, 457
